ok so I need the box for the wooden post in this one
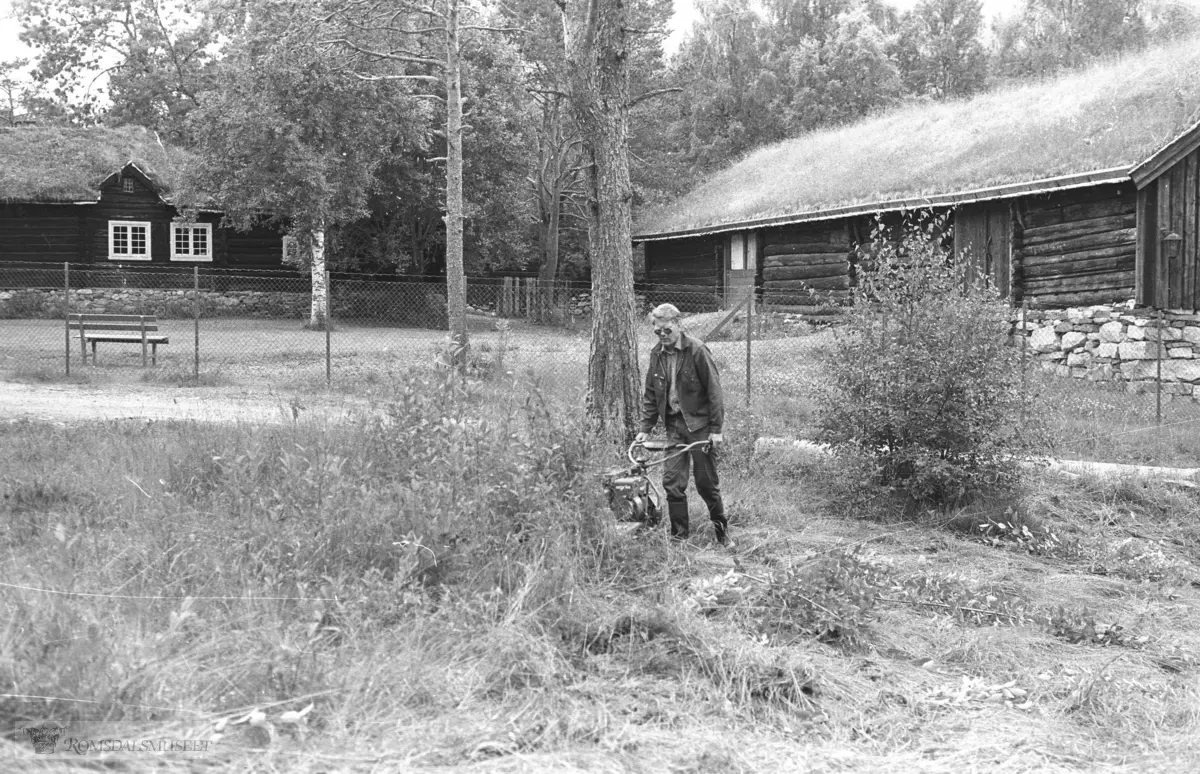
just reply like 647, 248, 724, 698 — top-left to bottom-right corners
63, 262, 70, 376
1020, 299, 1028, 425
193, 267, 200, 379
325, 270, 332, 388
525, 277, 534, 319
745, 289, 752, 407
140, 315, 148, 367
1157, 308, 1164, 426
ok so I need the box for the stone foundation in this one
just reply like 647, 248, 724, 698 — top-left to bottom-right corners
1016, 302, 1200, 397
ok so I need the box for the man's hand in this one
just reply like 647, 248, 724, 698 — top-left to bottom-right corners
635, 432, 649, 444
709, 433, 723, 449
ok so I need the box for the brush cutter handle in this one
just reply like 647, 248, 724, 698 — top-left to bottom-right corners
628, 439, 712, 467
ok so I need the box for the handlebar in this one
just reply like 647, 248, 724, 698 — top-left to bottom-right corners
628, 438, 712, 466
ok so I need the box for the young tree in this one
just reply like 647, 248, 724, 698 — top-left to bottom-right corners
320, 0, 528, 362
894, 0, 986, 98
182, 14, 418, 328
565, 0, 642, 439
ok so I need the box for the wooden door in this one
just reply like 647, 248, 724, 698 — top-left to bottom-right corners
724, 230, 757, 309
954, 202, 1012, 297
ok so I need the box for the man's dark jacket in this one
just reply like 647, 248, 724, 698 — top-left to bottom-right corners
640, 332, 724, 435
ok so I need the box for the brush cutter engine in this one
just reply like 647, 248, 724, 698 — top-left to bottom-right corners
602, 439, 711, 527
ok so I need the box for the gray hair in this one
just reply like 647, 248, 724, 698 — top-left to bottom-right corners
650, 303, 683, 323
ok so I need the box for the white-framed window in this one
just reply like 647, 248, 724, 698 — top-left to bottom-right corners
171, 222, 213, 262
728, 231, 757, 271
281, 235, 302, 267
122, 178, 136, 193
108, 221, 152, 261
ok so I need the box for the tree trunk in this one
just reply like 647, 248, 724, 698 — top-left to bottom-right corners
443, 0, 469, 364
309, 227, 328, 329
569, 0, 640, 441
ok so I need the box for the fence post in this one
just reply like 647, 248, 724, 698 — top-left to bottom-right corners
745, 289, 752, 407
1020, 298, 1027, 425
63, 262, 70, 377
325, 270, 332, 388
1157, 308, 1164, 426
193, 267, 200, 379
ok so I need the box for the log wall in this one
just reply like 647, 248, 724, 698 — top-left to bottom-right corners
1014, 183, 1137, 309
643, 234, 721, 290
760, 220, 851, 312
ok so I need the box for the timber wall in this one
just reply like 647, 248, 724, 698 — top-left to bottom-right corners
760, 221, 851, 313
1013, 183, 1137, 308
1140, 145, 1200, 311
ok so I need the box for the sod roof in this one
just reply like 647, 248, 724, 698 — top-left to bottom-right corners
634, 37, 1200, 241
0, 125, 191, 203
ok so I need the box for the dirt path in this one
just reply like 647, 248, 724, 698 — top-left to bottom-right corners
0, 381, 358, 425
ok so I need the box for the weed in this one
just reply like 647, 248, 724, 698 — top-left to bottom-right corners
755, 548, 888, 648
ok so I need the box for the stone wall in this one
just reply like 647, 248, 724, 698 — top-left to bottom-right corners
0, 287, 310, 318
1017, 302, 1200, 396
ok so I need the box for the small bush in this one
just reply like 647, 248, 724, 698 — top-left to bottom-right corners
818, 217, 1041, 510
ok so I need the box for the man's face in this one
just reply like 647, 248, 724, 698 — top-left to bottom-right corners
652, 316, 681, 348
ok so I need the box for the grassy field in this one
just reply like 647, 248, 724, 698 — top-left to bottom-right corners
2, 340, 1200, 771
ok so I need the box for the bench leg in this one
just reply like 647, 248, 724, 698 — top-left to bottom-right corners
152, 344, 157, 366
91, 340, 97, 366
80, 335, 87, 366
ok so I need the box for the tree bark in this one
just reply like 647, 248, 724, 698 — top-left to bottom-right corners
310, 227, 328, 329
443, 0, 469, 364
568, 0, 640, 441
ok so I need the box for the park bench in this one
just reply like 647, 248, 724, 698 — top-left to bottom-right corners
68, 313, 169, 366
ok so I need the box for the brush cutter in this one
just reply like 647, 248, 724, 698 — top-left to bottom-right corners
602, 438, 712, 527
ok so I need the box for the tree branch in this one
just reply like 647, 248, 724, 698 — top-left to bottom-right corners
628, 87, 682, 108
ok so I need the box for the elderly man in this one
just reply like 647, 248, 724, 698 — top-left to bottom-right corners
635, 303, 730, 545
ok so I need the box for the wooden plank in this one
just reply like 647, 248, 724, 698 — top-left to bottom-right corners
68, 314, 154, 322
1023, 192, 1134, 230
1021, 243, 1138, 267
1023, 271, 1137, 293
1184, 150, 1197, 312
1020, 228, 1138, 257
1028, 289, 1135, 309
1192, 149, 1200, 313
1019, 213, 1137, 246
763, 263, 850, 281
763, 292, 852, 306
765, 276, 851, 291
1160, 173, 1173, 307
1022, 254, 1136, 279
764, 253, 850, 269
763, 243, 848, 257
1136, 187, 1149, 306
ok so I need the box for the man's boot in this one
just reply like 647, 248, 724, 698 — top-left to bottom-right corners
711, 510, 731, 547
668, 500, 690, 540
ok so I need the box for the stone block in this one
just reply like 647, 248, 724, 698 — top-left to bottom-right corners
1088, 364, 1117, 381
1145, 326, 1182, 341
1119, 341, 1157, 360
1029, 326, 1060, 353
1061, 331, 1087, 350
1054, 321, 1073, 334
1099, 321, 1125, 342
1055, 365, 1070, 378
1169, 347, 1194, 359
1126, 325, 1146, 341
1067, 308, 1087, 323
1096, 343, 1119, 359
1066, 351, 1092, 367
1183, 326, 1200, 345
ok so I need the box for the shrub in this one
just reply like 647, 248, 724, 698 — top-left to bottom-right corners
818, 217, 1039, 510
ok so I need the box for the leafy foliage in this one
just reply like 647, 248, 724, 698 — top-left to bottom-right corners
756, 548, 889, 647
819, 218, 1035, 509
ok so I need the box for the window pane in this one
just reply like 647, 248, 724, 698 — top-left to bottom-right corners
113, 225, 128, 254
730, 233, 745, 271
193, 227, 208, 256
131, 226, 147, 255
174, 227, 188, 255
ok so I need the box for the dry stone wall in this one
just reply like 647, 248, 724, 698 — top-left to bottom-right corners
1017, 302, 1200, 396
0, 287, 309, 318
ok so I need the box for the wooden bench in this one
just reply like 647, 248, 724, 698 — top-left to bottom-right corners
68, 314, 169, 366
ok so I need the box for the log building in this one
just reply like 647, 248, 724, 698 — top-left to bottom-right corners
633, 39, 1200, 315
0, 125, 288, 271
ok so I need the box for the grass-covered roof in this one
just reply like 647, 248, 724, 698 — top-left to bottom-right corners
0, 125, 190, 203
635, 37, 1200, 240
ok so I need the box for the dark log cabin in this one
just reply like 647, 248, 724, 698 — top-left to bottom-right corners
0, 125, 288, 272
633, 39, 1200, 315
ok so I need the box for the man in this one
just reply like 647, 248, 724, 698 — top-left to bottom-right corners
635, 303, 730, 545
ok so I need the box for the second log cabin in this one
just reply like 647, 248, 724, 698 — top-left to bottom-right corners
633, 38, 1200, 314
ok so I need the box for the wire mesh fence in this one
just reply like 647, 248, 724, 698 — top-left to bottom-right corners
4, 261, 1199, 462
